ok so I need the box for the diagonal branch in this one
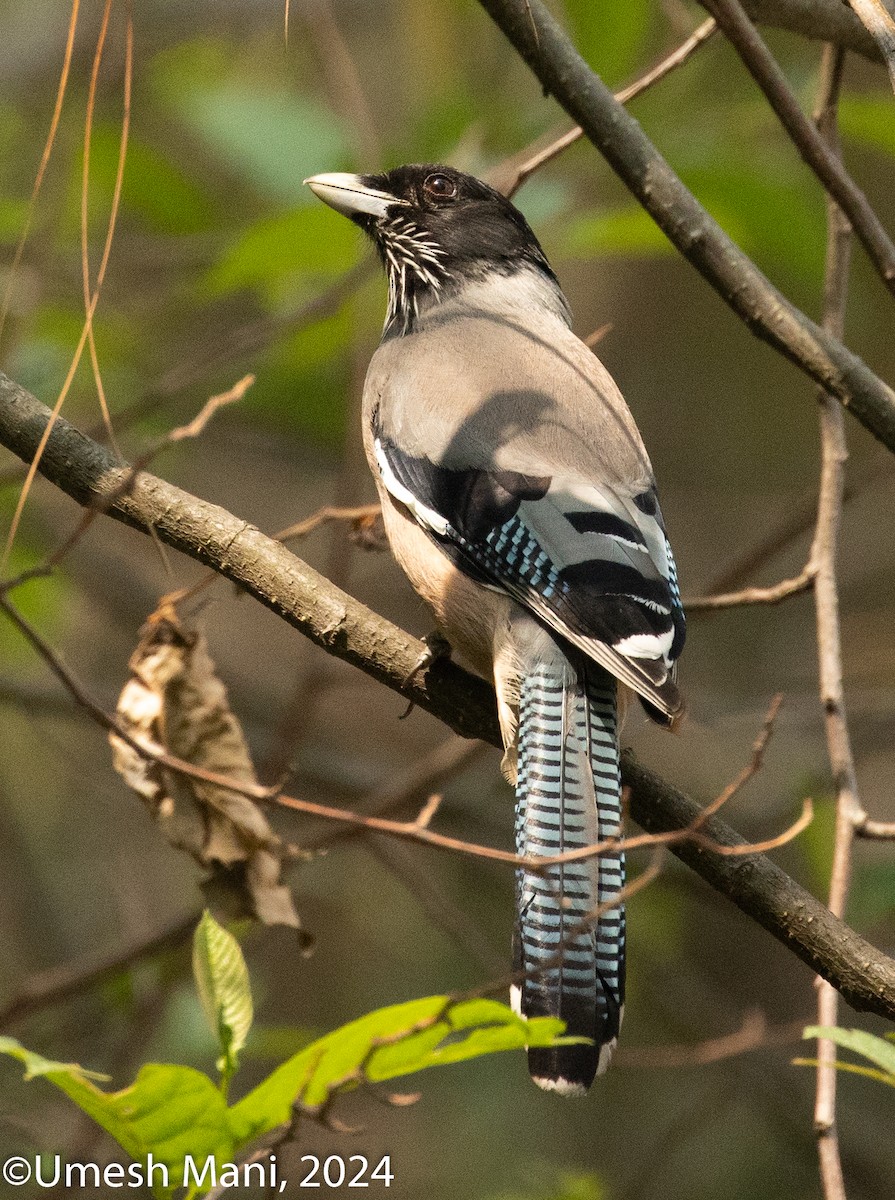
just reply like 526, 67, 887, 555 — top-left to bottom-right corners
2, 374, 895, 1021
475, 0, 895, 455
700, 0, 895, 295
848, 0, 895, 90
742, 0, 895, 64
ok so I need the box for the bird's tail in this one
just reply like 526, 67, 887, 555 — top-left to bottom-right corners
511, 653, 624, 1095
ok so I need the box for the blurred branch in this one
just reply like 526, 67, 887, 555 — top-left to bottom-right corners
695, 457, 892, 598
684, 567, 815, 610
847, 0, 895, 89
616, 1009, 805, 1068
475, 0, 895, 455
302, 0, 381, 165
0, 261, 369, 490
810, 47, 858, 1200
853, 815, 895, 838
742, 0, 895, 64
700, 0, 895, 296
0, 911, 197, 1031
2, 378, 895, 1022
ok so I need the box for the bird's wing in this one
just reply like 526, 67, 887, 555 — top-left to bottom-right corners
373, 425, 686, 718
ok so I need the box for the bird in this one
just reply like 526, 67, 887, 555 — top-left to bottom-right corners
306, 164, 686, 1095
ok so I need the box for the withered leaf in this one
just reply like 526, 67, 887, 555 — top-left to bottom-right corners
110, 607, 309, 941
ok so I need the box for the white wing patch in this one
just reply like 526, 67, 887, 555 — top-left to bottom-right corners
374, 437, 450, 535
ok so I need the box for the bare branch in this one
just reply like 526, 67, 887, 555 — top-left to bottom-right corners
809, 44, 857, 1200
273, 504, 383, 546
697, 457, 891, 597
684, 568, 815, 611
0, 912, 197, 1031
475, 0, 895, 455
848, 0, 895, 89
854, 814, 895, 838
495, 17, 718, 198
2, 379, 895, 1020
617, 1009, 806, 1069
700, 0, 895, 294
742, 0, 895, 64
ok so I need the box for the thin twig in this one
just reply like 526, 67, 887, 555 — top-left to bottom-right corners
0, 589, 809, 874
696, 693, 784, 820
0, 912, 197, 1030
495, 17, 718, 197
0, 263, 371, 491
1, 5, 132, 573
700, 0, 895, 293
810, 44, 857, 1200
273, 504, 382, 545
684, 568, 815, 611
0, 376, 254, 596
0, 0, 80, 349
853, 815, 895, 839
696, 457, 891, 598
616, 1010, 806, 1068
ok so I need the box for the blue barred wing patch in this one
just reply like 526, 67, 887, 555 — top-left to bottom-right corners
374, 430, 685, 717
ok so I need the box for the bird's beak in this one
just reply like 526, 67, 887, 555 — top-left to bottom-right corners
304, 172, 404, 220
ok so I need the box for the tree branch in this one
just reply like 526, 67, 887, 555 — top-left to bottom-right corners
475, 0, 895, 455
2, 374, 895, 1021
810, 45, 857, 1199
742, 0, 895, 65
700, 0, 895, 295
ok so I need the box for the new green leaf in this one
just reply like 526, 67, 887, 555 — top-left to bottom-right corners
192, 911, 253, 1088
0, 1040, 231, 1200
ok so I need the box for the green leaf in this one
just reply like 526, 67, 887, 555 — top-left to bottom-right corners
163, 74, 350, 203
565, 0, 650, 85
793, 1057, 895, 1087
206, 206, 360, 302
803, 1026, 895, 1077
840, 96, 895, 158
0, 196, 28, 241
192, 911, 253, 1087
228, 995, 576, 1148
0, 1040, 231, 1200
560, 204, 673, 259
87, 122, 217, 235
0, 542, 70, 667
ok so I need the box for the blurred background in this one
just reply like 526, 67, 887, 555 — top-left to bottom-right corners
1, 0, 894, 1196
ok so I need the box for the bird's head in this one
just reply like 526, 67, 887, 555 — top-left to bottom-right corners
305, 164, 559, 336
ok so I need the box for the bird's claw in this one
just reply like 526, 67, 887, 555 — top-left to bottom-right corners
401, 631, 452, 689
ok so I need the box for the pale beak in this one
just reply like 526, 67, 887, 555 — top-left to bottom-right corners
304, 172, 404, 220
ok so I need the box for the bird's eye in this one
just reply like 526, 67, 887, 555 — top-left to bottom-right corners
423, 173, 457, 201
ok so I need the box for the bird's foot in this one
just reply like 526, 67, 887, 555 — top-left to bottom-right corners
401, 631, 452, 689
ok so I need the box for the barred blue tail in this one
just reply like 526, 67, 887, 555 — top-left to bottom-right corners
511, 655, 624, 1094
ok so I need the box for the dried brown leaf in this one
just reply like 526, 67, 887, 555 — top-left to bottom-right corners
109, 607, 308, 939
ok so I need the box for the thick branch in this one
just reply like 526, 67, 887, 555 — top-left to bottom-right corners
742, 0, 895, 64
2, 375, 895, 1020
476, 0, 895, 455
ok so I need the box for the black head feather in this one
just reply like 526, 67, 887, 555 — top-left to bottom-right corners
351, 164, 558, 334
